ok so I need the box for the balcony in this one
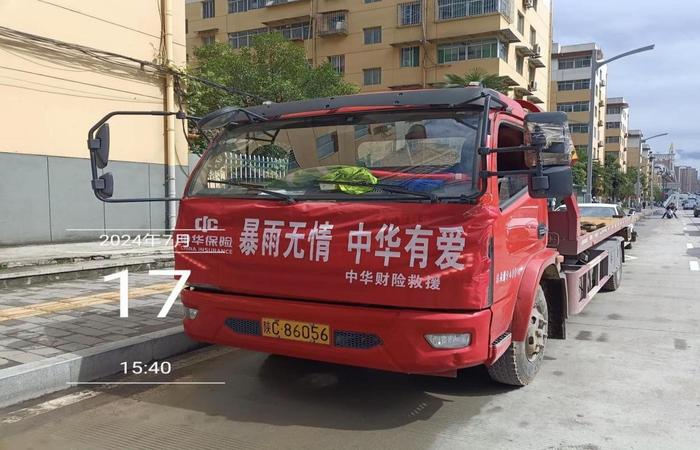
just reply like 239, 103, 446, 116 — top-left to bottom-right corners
436, 0, 514, 23
529, 56, 545, 68
515, 44, 535, 57
318, 11, 348, 36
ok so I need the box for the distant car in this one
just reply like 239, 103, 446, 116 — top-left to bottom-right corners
558, 203, 636, 247
694, 204, 700, 218
684, 198, 698, 210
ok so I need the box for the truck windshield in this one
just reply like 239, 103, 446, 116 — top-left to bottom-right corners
189, 110, 481, 201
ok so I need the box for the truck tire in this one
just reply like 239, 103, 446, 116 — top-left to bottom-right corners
602, 264, 622, 291
487, 287, 548, 386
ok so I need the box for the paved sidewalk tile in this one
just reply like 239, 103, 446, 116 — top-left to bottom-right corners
0, 273, 182, 368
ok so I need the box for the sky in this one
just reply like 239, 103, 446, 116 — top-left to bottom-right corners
553, 0, 700, 168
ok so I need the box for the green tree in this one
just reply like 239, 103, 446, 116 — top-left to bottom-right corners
444, 68, 512, 94
572, 147, 604, 198
184, 33, 358, 152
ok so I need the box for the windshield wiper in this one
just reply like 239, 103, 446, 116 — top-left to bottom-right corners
317, 180, 438, 203
207, 179, 295, 203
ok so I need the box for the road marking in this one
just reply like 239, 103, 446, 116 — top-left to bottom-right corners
626, 255, 638, 260
0, 283, 174, 322
690, 261, 700, 272
688, 243, 694, 249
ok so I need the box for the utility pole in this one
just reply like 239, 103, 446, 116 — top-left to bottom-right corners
585, 44, 655, 202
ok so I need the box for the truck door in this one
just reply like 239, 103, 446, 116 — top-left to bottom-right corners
490, 120, 547, 337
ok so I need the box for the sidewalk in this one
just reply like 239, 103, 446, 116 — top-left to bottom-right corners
0, 272, 200, 408
0, 239, 174, 288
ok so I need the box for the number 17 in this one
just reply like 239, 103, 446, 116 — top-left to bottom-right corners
104, 269, 190, 318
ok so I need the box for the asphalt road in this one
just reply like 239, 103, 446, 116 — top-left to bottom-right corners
1, 210, 698, 450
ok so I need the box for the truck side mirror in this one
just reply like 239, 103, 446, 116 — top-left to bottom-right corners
88, 123, 111, 168
524, 112, 573, 167
529, 166, 573, 199
92, 172, 114, 199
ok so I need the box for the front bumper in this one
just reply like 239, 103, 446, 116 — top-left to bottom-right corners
182, 289, 492, 375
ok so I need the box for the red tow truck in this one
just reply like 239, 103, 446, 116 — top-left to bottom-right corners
87, 87, 635, 385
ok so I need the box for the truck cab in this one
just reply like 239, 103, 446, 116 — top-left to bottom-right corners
87, 87, 589, 386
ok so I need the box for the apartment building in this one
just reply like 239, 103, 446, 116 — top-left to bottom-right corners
185, 0, 552, 106
675, 166, 699, 194
0, 1, 188, 244
549, 43, 607, 162
604, 97, 629, 172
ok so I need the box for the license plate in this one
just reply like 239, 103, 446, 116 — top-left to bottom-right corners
261, 318, 331, 345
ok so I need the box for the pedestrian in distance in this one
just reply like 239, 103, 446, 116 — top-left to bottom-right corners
663, 202, 678, 219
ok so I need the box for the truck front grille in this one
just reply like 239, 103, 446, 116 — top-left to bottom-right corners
225, 318, 261, 336
334, 330, 382, 349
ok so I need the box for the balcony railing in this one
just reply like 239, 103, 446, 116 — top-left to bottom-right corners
318, 11, 348, 36
436, 0, 514, 23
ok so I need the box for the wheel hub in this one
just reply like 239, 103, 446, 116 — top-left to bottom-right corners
525, 301, 548, 361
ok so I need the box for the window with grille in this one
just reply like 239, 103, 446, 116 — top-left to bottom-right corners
557, 101, 590, 113
400, 47, 420, 67
607, 106, 622, 114
558, 56, 591, 69
273, 22, 312, 40
437, 0, 508, 20
364, 27, 382, 44
328, 55, 345, 74
229, 28, 266, 49
399, 2, 422, 26
317, 132, 339, 159
606, 122, 621, 129
202, 0, 215, 18
228, 0, 264, 13
569, 124, 589, 134
557, 79, 591, 91
437, 39, 505, 63
363, 68, 382, 85
606, 136, 621, 144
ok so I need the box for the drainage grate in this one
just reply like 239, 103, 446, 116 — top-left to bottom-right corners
225, 318, 261, 336
334, 330, 382, 349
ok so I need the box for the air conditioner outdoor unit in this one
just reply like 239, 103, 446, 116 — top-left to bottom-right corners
599, 100, 605, 107
524, 0, 534, 8
528, 80, 538, 91
335, 21, 346, 30
531, 43, 541, 57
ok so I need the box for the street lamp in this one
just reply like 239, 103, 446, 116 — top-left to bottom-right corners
585, 44, 655, 202
636, 132, 668, 205
648, 151, 655, 205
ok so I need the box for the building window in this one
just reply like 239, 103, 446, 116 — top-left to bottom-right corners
202, 34, 215, 46
228, 0, 264, 13
354, 125, 370, 140
569, 124, 589, 134
229, 28, 266, 49
320, 11, 348, 35
363, 67, 382, 85
328, 55, 345, 74
399, 2, 422, 26
529, 26, 536, 46
437, 39, 507, 64
606, 121, 621, 129
364, 27, 382, 44
557, 79, 591, 91
365, 0, 381, 3
202, 0, 215, 18
558, 56, 591, 69
607, 106, 622, 114
606, 136, 621, 144
273, 22, 312, 40
437, 0, 507, 20
400, 46, 420, 67
516, 54, 524, 75
557, 101, 590, 113
185, 19, 188, 34
317, 132, 339, 159
517, 12, 525, 35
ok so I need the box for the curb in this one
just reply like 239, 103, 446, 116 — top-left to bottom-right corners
0, 256, 174, 289
0, 327, 205, 409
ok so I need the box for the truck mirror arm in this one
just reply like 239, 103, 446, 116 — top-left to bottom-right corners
87, 110, 196, 204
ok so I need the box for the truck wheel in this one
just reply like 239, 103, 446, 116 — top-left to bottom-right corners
602, 264, 622, 291
487, 287, 548, 386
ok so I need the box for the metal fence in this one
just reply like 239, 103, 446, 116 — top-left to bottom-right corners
209, 153, 288, 186
437, 0, 513, 22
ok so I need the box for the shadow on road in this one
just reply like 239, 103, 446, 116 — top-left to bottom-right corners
101, 350, 513, 432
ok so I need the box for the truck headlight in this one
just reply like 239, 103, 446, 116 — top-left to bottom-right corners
425, 333, 471, 349
184, 306, 198, 320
